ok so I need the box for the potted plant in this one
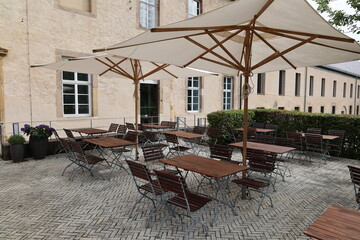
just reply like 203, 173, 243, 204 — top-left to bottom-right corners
8, 135, 26, 163
21, 124, 55, 159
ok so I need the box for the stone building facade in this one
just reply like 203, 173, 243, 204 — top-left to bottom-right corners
0, 0, 359, 139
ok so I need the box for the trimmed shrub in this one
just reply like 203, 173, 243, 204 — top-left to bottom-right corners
207, 109, 360, 159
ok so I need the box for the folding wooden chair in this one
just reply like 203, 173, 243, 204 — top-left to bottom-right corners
164, 133, 191, 157
154, 170, 214, 240
125, 160, 167, 227
115, 124, 127, 139
251, 122, 265, 128
304, 133, 329, 165
327, 129, 345, 157
107, 123, 119, 137
306, 127, 321, 134
111, 131, 137, 161
348, 165, 360, 210
286, 131, 306, 160
141, 144, 178, 175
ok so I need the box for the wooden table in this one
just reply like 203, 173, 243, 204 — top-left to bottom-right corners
142, 124, 170, 130
163, 131, 205, 139
229, 141, 296, 154
301, 133, 339, 141
73, 128, 108, 136
161, 154, 248, 215
304, 205, 360, 240
234, 128, 275, 134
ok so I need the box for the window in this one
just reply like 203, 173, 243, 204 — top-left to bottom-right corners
320, 106, 324, 113
350, 84, 353, 98
295, 73, 301, 96
140, 0, 158, 28
278, 70, 285, 95
257, 73, 265, 94
187, 77, 200, 112
308, 106, 312, 113
59, 0, 91, 13
332, 106, 336, 114
350, 105, 353, 114
278, 107, 284, 110
223, 77, 233, 110
333, 80, 337, 97
309, 76, 314, 96
357, 105, 359, 115
321, 78, 325, 97
62, 71, 92, 116
294, 106, 300, 111
358, 85, 360, 98
343, 83, 347, 98
188, 0, 201, 18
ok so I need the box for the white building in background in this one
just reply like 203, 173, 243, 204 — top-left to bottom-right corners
0, 0, 359, 140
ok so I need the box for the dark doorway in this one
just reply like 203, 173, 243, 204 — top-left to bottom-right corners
140, 82, 159, 124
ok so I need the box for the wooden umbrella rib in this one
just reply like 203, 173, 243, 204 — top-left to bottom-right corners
95, 58, 131, 78
102, 57, 133, 78
253, 31, 296, 69
185, 36, 241, 70
249, 0, 275, 27
200, 56, 239, 70
206, 30, 242, 68
184, 29, 244, 68
93, 26, 248, 53
151, 25, 245, 32
255, 26, 355, 43
139, 63, 170, 80
268, 31, 360, 54
151, 62, 178, 78
252, 36, 316, 71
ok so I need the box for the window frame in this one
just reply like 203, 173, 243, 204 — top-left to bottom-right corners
295, 73, 301, 96
257, 73, 265, 94
309, 75, 314, 96
223, 76, 233, 110
333, 80, 337, 97
343, 82, 347, 98
187, 76, 200, 113
139, 0, 159, 29
350, 84, 353, 98
188, 0, 202, 18
321, 78, 325, 97
278, 70, 285, 96
62, 71, 92, 117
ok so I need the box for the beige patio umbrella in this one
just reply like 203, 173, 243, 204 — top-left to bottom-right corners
32, 54, 211, 158
94, 0, 360, 168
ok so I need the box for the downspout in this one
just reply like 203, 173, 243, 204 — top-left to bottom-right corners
303, 67, 308, 112
26, 0, 33, 124
354, 76, 358, 115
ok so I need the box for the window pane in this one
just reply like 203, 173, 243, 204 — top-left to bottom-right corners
193, 90, 198, 96
193, 79, 199, 88
193, 104, 198, 111
188, 80, 192, 87
63, 84, 75, 93
64, 105, 75, 114
188, 96, 192, 104
78, 95, 89, 104
78, 105, 89, 114
77, 73, 88, 81
187, 104, 192, 111
63, 71, 74, 80
193, 97, 198, 104
63, 95, 75, 104
78, 85, 89, 94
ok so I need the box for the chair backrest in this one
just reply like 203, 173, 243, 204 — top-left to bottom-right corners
304, 133, 323, 145
59, 138, 72, 152
167, 121, 177, 129
192, 126, 207, 134
251, 122, 265, 128
247, 149, 277, 172
117, 124, 127, 136
286, 131, 303, 148
265, 124, 278, 131
143, 130, 157, 143
108, 123, 119, 133
253, 134, 274, 144
160, 121, 168, 126
164, 133, 179, 145
209, 144, 233, 162
328, 129, 345, 139
274, 137, 293, 147
142, 144, 165, 162
68, 140, 86, 163
154, 170, 188, 196
126, 122, 136, 131
348, 165, 360, 187
126, 160, 153, 182
247, 127, 258, 137
124, 131, 138, 142
63, 129, 76, 139
207, 128, 219, 144
307, 128, 321, 134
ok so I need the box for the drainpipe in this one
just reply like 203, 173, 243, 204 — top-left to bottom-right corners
303, 67, 308, 112
354, 76, 358, 115
26, 0, 33, 124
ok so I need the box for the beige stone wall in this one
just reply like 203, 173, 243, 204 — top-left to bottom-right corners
0, 0, 359, 137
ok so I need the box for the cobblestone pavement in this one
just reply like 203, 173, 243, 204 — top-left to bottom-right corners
0, 149, 359, 240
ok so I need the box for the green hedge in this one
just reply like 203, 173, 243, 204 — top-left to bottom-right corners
207, 109, 360, 160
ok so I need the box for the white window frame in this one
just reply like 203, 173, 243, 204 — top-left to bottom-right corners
223, 76, 233, 110
188, 0, 201, 18
187, 77, 200, 112
140, 0, 158, 29
62, 71, 92, 117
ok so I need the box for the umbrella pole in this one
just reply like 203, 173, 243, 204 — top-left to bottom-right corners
134, 79, 139, 161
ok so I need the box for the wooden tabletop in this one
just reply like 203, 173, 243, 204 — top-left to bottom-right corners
84, 137, 136, 148
304, 205, 360, 240
229, 141, 296, 154
234, 128, 275, 133
163, 131, 206, 139
160, 154, 247, 178
301, 133, 340, 140
142, 124, 169, 129
72, 128, 108, 135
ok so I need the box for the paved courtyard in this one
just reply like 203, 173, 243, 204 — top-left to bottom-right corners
0, 150, 359, 240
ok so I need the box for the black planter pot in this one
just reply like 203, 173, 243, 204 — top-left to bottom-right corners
10, 144, 25, 163
29, 137, 49, 159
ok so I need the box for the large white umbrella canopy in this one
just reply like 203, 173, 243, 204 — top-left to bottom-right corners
32, 54, 211, 158
94, 0, 360, 167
